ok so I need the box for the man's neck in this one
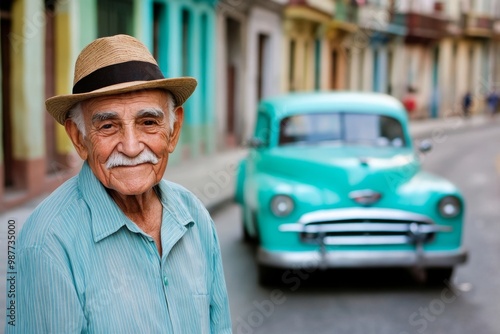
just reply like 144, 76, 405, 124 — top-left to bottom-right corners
108, 186, 164, 255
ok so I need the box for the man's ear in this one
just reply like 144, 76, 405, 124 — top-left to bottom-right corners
65, 120, 88, 160
167, 106, 184, 153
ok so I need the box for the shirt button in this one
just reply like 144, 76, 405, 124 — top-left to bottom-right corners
163, 276, 169, 286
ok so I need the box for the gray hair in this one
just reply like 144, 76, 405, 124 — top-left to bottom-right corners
67, 91, 177, 137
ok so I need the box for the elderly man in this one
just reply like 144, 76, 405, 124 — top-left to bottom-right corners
7, 35, 232, 333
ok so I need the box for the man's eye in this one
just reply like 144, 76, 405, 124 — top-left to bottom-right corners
144, 120, 157, 126
100, 124, 113, 130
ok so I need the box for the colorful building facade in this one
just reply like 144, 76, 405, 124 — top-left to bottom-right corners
2, 0, 500, 210
215, 0, 285, 147
282, 0, 500, 119
0, 0, 220, 210
1, 0, 77, 211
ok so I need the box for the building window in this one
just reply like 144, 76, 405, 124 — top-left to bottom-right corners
152, 2, 165, 62
98, 0, 134, 37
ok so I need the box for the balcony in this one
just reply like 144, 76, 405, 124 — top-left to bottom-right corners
331, 0, 358, 33
462, 13, 494, 38
286, 0, 333, 24
289, 0, 334, 14
357, 4, 406, 36
404, 12, 448, 43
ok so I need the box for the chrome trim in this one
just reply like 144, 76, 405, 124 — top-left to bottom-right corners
348, 189, 382, 205
296, 208, 435, 225
279, 208, 452, 246
257, 247, 468, 269
280, 222, 451, 234
323, 235, 410, 245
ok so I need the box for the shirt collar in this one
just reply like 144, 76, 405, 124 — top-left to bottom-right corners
77, 162, 195, 243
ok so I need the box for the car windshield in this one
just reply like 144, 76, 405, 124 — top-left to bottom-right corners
279, 112, 406, 147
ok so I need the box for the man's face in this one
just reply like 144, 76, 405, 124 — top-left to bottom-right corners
66, 90, 183, 196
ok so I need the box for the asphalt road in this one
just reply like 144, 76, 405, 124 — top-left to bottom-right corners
214, 122, 500, 334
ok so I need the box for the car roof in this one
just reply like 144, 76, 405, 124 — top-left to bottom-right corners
259, 92, 408, 122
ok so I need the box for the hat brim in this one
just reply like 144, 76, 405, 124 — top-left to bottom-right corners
46, 77, 198, 125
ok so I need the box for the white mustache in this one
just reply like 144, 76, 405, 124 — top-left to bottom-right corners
105, 149, 159, 169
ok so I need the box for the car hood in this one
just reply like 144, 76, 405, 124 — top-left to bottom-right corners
258, 145, 419, 190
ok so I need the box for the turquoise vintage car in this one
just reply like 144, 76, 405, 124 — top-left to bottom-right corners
235, 92, 467, 284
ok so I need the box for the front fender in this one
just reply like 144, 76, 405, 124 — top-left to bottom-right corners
234, 159, 247, 205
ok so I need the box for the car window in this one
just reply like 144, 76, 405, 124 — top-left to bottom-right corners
279, 113, 341, 145
279, 113, 406, 147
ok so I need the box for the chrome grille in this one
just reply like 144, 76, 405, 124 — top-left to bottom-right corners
279, 208, 452, 246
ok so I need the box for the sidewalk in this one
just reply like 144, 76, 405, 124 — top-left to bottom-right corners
164, 149, 247, 211
409, 113, 496, 139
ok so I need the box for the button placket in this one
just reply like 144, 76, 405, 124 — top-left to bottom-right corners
160, 259, 170, 297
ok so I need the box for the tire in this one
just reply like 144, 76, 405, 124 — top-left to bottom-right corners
242, 209, 259, 244
426, 268, 454, 286
241, 209, 254, 243
243, 222, 253, 243
258, 265, 283, 287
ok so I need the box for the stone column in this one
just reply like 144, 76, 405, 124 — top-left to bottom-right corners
9, 0, 46, 193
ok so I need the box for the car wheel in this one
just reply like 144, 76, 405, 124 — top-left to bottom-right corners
258, 265, 283, 286
242, 209, 260, 244
242, 209, 254, 243
426, 268, 454, 286
243, 222, 252, 243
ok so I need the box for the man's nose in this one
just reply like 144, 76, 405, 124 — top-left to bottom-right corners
117, 127, 145, 157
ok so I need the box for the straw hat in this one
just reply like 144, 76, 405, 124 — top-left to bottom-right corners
46, 34, 197, 125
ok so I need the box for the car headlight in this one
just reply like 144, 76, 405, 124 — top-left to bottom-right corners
438, 196, 462, 218
270, 195, 294, 217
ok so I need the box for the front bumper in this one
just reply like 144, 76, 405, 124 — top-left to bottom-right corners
257, 247, 468, 269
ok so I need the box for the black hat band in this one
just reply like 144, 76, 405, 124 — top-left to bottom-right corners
72, 60, 165, 94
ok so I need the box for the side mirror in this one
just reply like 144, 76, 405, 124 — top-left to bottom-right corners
246, 137, 266, 149
418, 139, 432, 153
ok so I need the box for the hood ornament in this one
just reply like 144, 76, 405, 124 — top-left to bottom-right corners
349, 190, 382, 206
359, 157, 370, 166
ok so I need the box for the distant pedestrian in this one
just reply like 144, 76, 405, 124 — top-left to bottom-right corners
486, 91, 499, 117
402, 86, 417, 115
6, 35, 232, 334
462, 91, 472, 118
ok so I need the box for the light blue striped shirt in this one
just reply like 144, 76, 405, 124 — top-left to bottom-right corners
6, 162, 232, 333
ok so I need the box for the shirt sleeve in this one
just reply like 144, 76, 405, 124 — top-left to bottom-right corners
209, 226, 232, 334
5, 247, 86, 334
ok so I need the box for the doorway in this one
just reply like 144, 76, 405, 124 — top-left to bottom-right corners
257, 33, 269, 101
225, 17, 241, 147
1, 6, 14, 190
